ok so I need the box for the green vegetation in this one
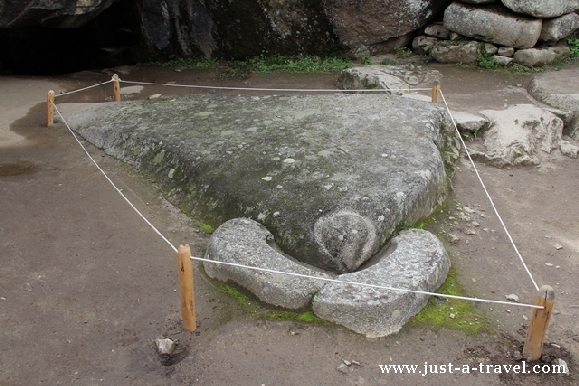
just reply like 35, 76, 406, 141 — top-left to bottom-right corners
476, 54, 499, 70
212, 280, 328, 324
149, 56, 219, 70
361, 54, 372, 65
567, 36, 579, 58
199, 223, 215, 234
379, 57, 395, 66
409, 266, 492, 335
395, 46, 412, 59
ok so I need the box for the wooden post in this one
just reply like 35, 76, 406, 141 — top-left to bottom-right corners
178, 244, 196, 332
47, 90, 55, 126
431, 80, 441, 103
523, 285, 555, 361
112, 74, 121, 102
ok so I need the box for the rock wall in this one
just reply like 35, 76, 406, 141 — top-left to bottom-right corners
414, 1, 579, 67
0, 0, 450, 61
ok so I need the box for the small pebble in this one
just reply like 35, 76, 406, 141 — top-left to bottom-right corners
545, 263, 554, 267
449, 313, 456, 319
336, 364, 349, 374
343, 360, 352, 366
551, 343, 561, 349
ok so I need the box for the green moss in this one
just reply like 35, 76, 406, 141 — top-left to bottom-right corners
199, 223, 215, 234
211, 280, 328, 324
408, 266, 493, 335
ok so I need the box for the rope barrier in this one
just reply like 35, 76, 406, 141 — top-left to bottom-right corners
119, 78, 432, 93
54, 80, 114, 97
49, 79, 546, 312
439, 90, 540, 292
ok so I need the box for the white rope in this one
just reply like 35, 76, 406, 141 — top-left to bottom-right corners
119, 79, 432, 93
190, 255, 542, 309
51, 101, 178, 254
439, 91, 540, 292
54, 80, 114, 97
49, 84, 544, 312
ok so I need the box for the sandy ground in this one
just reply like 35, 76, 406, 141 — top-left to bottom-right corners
1, 63, 578, 385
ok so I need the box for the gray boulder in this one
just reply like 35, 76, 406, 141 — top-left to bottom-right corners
501, 0, 579, 18
540, 13, 579, 43
479, 104, 564, 167
497, 46, 515, 57
513, 47, 570, 67
430, 41, 479, 64
444, 2, 542, 48
312, 229, 450, 338
204, 218, 333, 310
461, 0, 496, 3
61, 93, 458, 273
322, 0, 452, 54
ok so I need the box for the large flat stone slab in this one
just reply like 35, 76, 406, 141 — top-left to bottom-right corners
312, 229, 450, 338
60, 93, 458, 273
204, 218, 333, 310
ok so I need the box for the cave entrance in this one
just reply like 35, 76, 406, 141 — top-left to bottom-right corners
0, 0, 140, 75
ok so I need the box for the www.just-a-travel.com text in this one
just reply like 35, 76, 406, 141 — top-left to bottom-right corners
379, 361, 567, 376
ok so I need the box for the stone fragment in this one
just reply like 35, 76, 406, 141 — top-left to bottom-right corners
424, 25, 450, 39
452, 111, 489, 133
483, 43, 498, 56
494, 55, 513, 66
560, 140, 579, 158
430, 41, 479, 64
540, 13, 579, 43
155, 338, 176, 356
502, 0, 579, 18
444, 2, 542, 48
412, 36, 438, 56
313, 229, 450, 338
204, 218, 334, 310
505, 294, 519, 302
337, 363, 350, 374
551, 358, 569, 375
497, 47, 514, 57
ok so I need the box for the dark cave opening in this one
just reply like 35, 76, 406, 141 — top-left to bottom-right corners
0, 0, 141, 75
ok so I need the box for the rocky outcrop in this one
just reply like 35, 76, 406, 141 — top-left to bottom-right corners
312, 229, 450, 338
338, 65, 441, 94
60, 92, 458, 274
443, 2, 542, 49
513, 47, 570, 67
430, 41, 480, 64
0, 0, 114, 27
477, 105, 564, 167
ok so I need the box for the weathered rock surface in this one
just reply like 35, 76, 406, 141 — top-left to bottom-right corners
452, 112, 489, 134
0, 0, 114, 27
430, 41, 479, 64
338, 65, 442, 94
540, 13, 579, 43
529, 69, 579, 139
501, 0, 579, 18
514, 47, 570, 67
413, 36, 439, 56
322, 0, 452, 54
478, 104, 564, 167
204, 218, 333, 310
443, 2, 542, 48
312, 229, 450, 338
494, 55, 513, 66
60, 93, 457, 273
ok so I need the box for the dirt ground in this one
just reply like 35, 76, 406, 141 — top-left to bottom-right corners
1, 62, 578, 385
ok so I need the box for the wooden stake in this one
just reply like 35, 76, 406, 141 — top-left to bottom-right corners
523, 285, 555, 361
178, 244, 196, 332
112, 74, 121, 102
47, 90, 55, 126
431, 80, 441, 103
